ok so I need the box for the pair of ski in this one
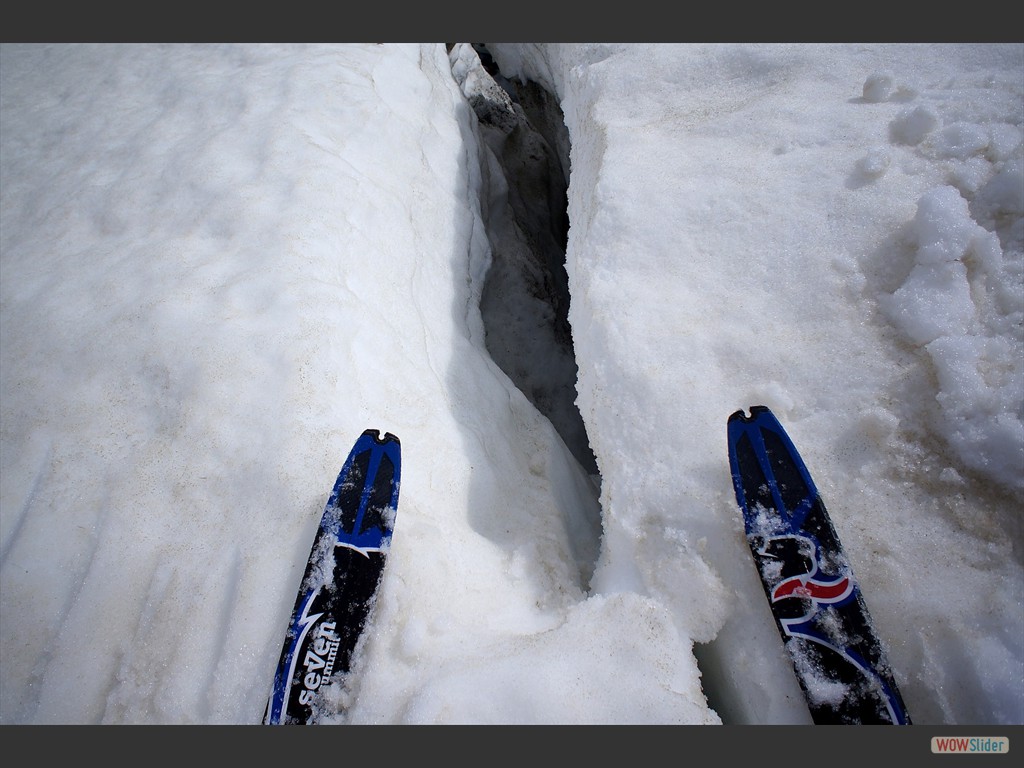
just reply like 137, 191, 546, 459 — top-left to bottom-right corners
266, 408, 910, 725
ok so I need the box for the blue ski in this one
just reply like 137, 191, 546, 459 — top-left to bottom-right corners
265, 429, 401, 725
727, 406, 910, 724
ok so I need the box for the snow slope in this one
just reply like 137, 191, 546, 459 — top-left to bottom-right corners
1, 42, 1021, 726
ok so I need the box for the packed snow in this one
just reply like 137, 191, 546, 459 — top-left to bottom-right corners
1, 42, 1021, 726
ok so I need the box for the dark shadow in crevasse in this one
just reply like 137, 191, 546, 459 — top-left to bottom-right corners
468, 43, 599, 479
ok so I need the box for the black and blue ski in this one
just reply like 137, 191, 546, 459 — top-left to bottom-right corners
265, 429, 401, 725
727, 406, 910, 725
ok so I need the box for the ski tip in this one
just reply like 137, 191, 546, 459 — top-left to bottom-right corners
728, 405, 772, 424
361, 429, 401, 446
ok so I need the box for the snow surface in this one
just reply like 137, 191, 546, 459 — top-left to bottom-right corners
1, 42, 1021, 726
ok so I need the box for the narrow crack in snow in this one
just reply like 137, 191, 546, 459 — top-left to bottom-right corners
449, 42, 603, 582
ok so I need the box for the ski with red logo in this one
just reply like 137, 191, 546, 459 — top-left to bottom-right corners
727, 406, 910, 724
265, 429, 401, 725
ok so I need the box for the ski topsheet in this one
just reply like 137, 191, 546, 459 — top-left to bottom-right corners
265, 429, 401, 725
727, 406, 910, 724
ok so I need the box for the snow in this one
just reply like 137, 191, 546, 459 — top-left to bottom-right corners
1, 42, 1021, 728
